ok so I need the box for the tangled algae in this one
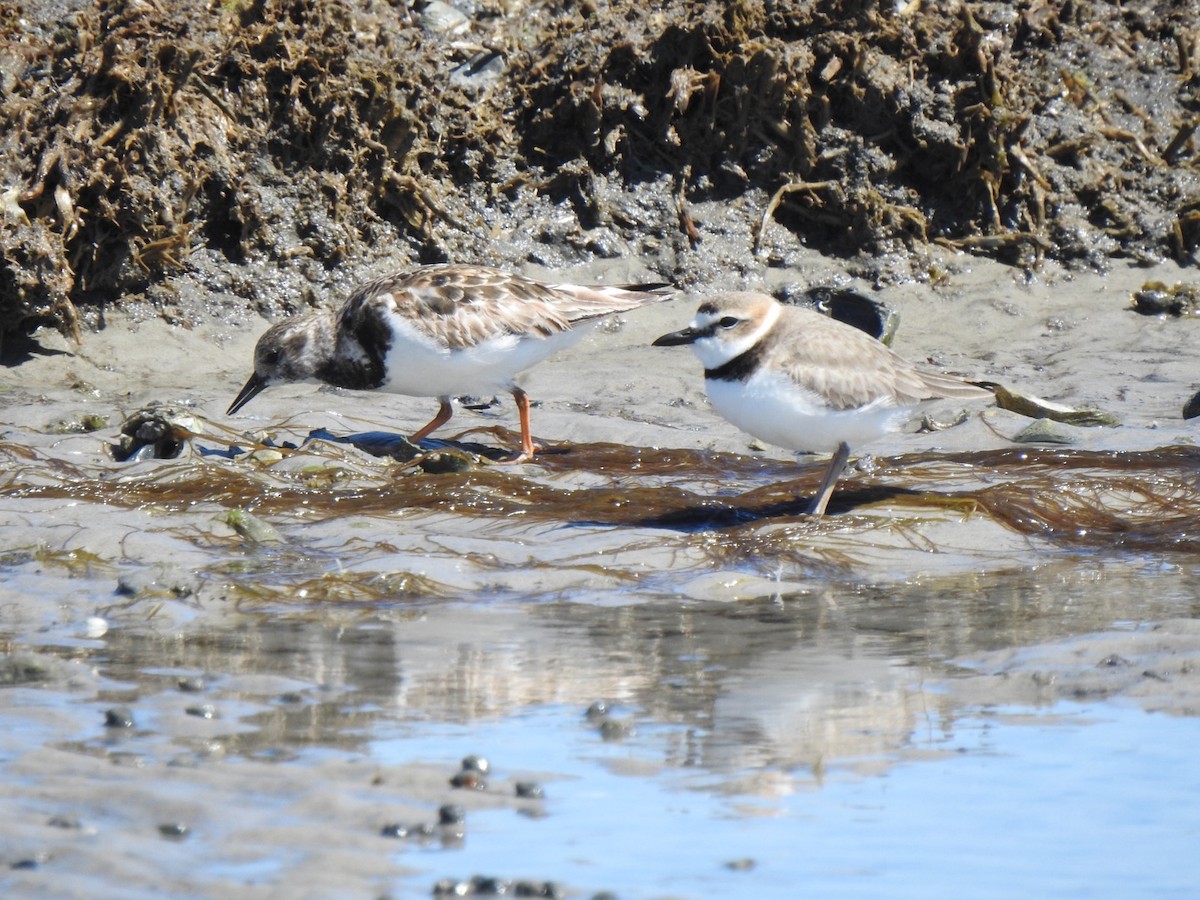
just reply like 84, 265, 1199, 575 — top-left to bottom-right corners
2, 434, 1199, 557
2, 0, 1197, 343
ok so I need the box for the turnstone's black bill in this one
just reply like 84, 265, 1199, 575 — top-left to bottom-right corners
653, 291, 992, 516
229, 264, 674, 460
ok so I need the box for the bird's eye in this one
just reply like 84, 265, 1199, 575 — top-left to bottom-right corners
718, 316, 739, 328
262, 349, 280, 367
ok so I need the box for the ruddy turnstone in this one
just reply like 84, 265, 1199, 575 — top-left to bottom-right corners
653, 291, 991, 516
228, 264, 673, 460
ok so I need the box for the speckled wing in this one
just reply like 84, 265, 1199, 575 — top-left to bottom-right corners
767, 307, 990, 410
348, 264, 671, 351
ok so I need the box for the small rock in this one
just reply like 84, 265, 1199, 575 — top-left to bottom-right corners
104, 707, 134, 729
438, 804, 466, 827
514, 781, 544, 800
1183, 390, 1200, 420
1012, 418, 1078, 445
461, 754, 490, 775
449, 771, 487, 790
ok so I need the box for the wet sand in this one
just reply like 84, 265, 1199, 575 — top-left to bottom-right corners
2, 249, 1199, 896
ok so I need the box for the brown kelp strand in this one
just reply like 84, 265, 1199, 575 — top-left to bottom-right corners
2, 441, 1198, 553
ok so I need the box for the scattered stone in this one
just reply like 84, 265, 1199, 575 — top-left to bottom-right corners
1011, 418, 1079, 445
104, 707, 134, 729
1131, 281, 1200, 316
1183, 390, 1200, 421
225, 508, 285, 544
450, 771, 487, 790
461, 754, 490, 774
157, 823, 189, 840
514, 782, 544, 800
438, 804, 466, 827
584, 701, 609, 721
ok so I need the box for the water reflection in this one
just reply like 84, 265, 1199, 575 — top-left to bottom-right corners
63, 557, 1200, 780
4, 559, 1200, 897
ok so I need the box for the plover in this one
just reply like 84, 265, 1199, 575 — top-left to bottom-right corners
228, 264, 673, 460
653, 291, 991, 515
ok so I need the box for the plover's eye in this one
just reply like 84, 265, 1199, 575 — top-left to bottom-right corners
718, 316, 739, 328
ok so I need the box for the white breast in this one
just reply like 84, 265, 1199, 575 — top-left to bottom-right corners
380, 318, 590, 397
705, 369, 907, 453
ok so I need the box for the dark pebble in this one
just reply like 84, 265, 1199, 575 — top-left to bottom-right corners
514, 782, 543, 800
461, 754, 490, 775
438, 804, 466, 826
185, 704, 217, 719
47, 815, 82, 829
470, 875, 510, 894
515, 882, 564, 898
177, 676, 206, 692
104, 707, 134, 729
450, 771, 487, 790
158, 823, 189, 840
585, 701, 609, 721
380, 823, 409, 839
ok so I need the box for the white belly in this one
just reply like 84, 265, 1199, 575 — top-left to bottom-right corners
705, 371, 907, 453
380, 324, 589, 398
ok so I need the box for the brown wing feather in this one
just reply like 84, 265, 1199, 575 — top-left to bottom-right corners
350, 264, 670, 351
766, 307, 989, 410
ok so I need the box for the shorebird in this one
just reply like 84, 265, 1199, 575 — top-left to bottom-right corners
229, 264, 673, 460
653, 291, 991, 515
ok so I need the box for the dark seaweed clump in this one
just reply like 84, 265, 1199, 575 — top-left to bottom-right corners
0, 0, 1197, 342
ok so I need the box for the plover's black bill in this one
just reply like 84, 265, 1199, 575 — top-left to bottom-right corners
652, 327, 699, 347
227, 372, 269, 415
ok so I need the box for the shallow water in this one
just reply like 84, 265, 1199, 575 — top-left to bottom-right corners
2, 561, 1199, 898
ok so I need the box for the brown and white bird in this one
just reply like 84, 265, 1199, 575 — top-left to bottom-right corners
228, 264, 673, 460
653, 291, 991, 515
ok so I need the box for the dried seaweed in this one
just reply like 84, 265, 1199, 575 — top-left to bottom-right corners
2, 435, 1198, 557
1, 0, 1198, 343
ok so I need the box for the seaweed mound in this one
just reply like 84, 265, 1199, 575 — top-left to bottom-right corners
1, 0, 1197, 342
520, 0, 1199, 263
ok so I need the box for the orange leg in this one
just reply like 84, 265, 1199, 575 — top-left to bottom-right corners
505, 387, 538, 463
410, 399, 453, 443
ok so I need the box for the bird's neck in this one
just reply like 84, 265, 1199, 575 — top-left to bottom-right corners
313, 315, 386, 390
